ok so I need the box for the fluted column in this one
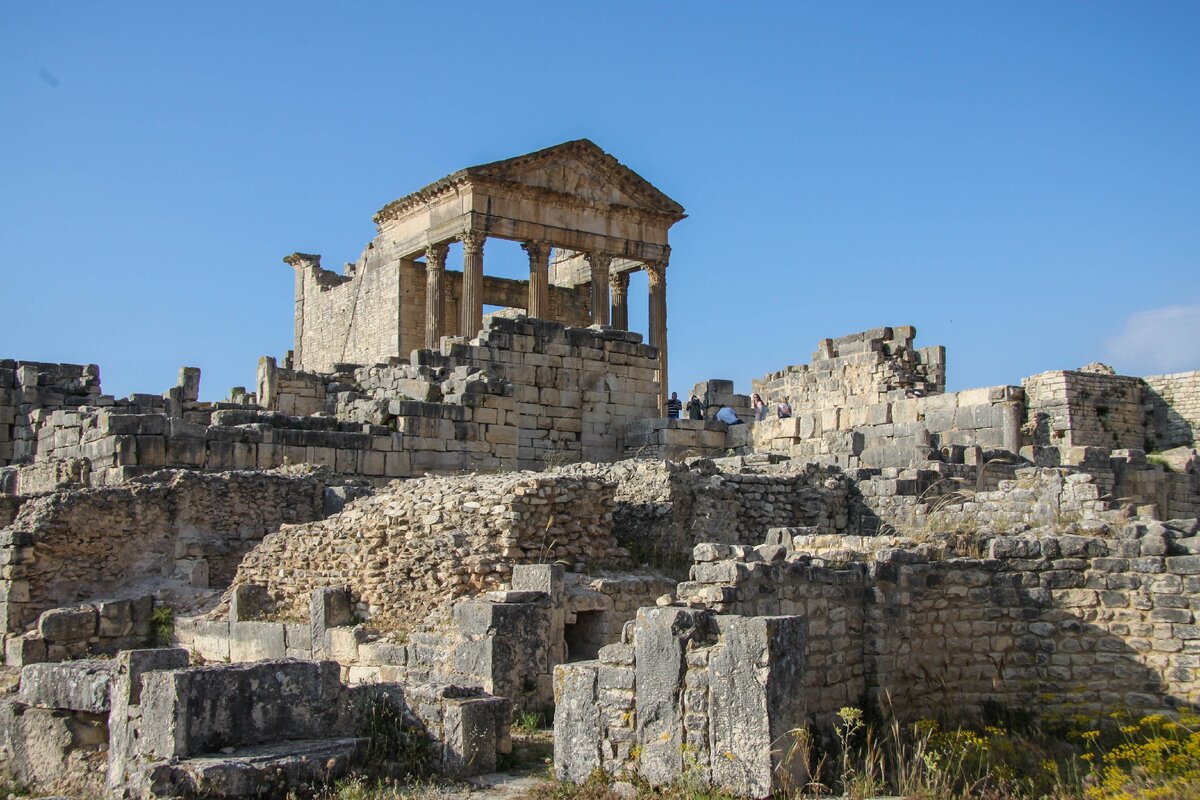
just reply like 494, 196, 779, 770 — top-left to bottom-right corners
459, 231, 486, 339
647, 261, 669, 414
424, 242, 448, 349
522, 240, 551, 320
610, 271, 630, 331
586, 252, 613, 326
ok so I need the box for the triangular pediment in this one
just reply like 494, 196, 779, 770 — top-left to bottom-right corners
464, 140, 685, 220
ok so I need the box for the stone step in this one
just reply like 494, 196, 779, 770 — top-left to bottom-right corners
152, 737, 366, 798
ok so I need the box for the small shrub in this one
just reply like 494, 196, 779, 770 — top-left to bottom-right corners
150, 606, 174, 647
514, 709, 545, 735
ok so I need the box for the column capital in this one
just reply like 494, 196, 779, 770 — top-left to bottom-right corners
585, 251, 614, 271
459, 230, 486, 253
425, 242, 449, 269
521, 240, 552, 262
645, 260, 667, 286
609, 270, 630, 291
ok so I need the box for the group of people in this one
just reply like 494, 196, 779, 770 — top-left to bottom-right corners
665, 391, 792, 424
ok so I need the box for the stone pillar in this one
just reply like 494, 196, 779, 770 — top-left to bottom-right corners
586, 252, 612, 326
522, 240, 551, 320
459, 231, 486, 339
647, 261, 668, 414
424, 242, 449, 348
610, 271, 630, 331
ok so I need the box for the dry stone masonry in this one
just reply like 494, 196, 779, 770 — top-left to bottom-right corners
2, 139, 1200, 799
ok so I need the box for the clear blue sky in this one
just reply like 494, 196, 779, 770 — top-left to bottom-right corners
3, 2, 1198, 401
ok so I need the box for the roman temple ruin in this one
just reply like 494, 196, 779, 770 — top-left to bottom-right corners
1, 140, 1198, 798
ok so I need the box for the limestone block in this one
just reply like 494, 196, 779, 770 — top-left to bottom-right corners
185, 621, 231, 664
229, 622, 286, 662
4, 635, 46, 667
709, 616, 808, 797
19, 659, 114, 713
635, 607, 712, 786
553, 662, 602, 782
97, 599, 134, 637
38, 607, 97, 643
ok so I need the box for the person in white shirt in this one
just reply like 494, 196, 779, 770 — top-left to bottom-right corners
715, 406, 743, 425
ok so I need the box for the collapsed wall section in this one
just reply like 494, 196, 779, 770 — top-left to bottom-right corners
0, 467, 327, 634
0, 360, 103, 466
556, 459, 851, 562
225, 472, 627, 631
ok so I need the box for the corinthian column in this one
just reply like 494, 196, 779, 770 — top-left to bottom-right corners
424, 242, 449, 349
610, 271, 630, 331
522, 240, 552, 320
459, 231, 486, 339
647, 261, 669, 414
586, 251, 613, 326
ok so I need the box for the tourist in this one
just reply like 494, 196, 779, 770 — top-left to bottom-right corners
687, 394, 704, 420
715, 405, 743, 425
751, 393, 768, 422
666, 391, 682, 419
777, 400, 792, 419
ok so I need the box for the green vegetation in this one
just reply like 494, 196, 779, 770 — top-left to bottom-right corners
150, 605, 174, 647
530, 704, 1200, 800
354, 693, 433, 779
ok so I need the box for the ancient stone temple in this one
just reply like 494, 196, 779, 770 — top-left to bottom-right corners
284, 139, 686, 411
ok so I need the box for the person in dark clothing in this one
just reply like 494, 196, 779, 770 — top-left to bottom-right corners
666, 391, 683, 419
687, 395, 704, 420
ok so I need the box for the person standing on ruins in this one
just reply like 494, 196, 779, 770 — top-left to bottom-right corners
666, 391, 682, 419
687, 394, 704, 420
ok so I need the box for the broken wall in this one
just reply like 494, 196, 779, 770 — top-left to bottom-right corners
0, 468, 327, 634
224, 471, 626, 631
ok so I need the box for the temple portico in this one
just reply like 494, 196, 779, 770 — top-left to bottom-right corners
282, 139, 685, 410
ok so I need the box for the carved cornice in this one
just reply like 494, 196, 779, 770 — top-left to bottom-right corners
458, 230, 486, 253
283, 252, 320, 268
373, 139, 687, 228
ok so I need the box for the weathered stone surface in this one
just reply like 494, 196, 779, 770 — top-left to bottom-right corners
18, 659, 115, 713
634, 607, 711, 786
553, 662, 601, 783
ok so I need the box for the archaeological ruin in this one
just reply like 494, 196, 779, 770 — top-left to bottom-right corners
1, 139, 1199, 798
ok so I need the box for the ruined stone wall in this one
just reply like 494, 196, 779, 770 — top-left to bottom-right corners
1023, 369, 1147, 450
0, 468, 327, 634
256, 357, 327, 417
225, 472, 627, 631
328, 317, 662, 468
0, 360, 104, 465
26, 319, 661, 485
292, 251, 401, 374
679, 524, 1200, 721
556, 459, 851, 562
752, 326, 946, 411
747, 328, 1025, 470
556, 608, 811, 797
1144, 370, 1200, 450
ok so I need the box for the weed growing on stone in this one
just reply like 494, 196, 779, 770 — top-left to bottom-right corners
515, 709, 547, 735
150, 605, 174, 647
354, 693, 434, 780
